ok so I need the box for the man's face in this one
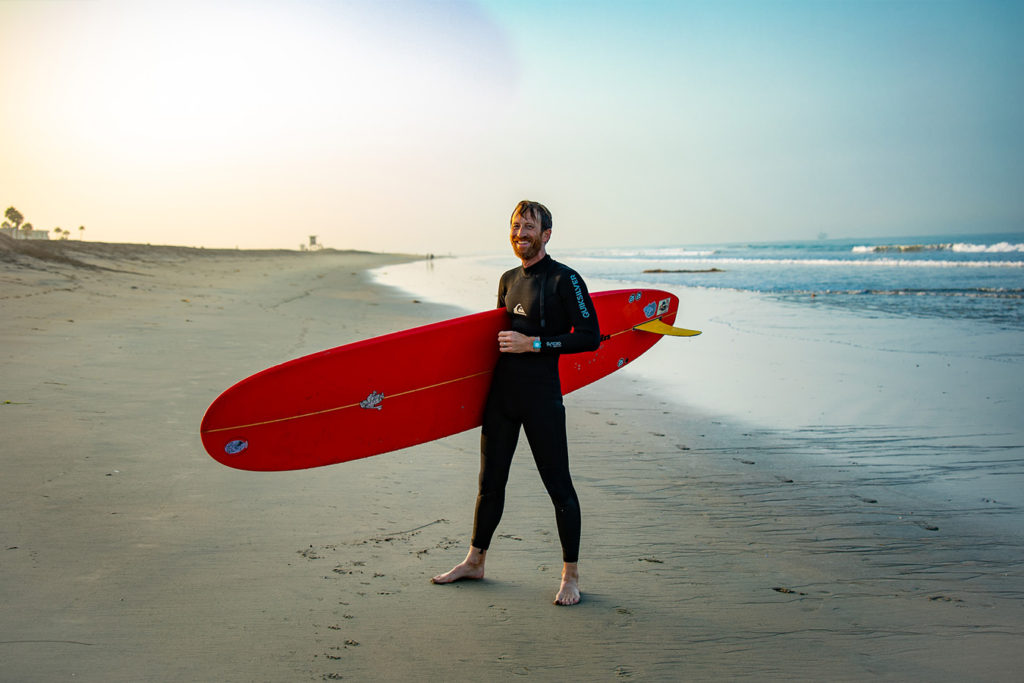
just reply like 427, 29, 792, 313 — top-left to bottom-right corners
510, 209, 548, 262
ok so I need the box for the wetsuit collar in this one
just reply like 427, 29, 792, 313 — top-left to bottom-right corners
522, 253, 552, 275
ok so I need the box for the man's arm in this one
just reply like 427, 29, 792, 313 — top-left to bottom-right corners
535, 270, 600, 354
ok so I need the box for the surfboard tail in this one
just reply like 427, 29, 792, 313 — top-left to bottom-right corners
633, 319, 702, 337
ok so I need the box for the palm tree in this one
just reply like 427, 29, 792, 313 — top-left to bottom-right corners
4, 207, 24, 232
21, 222, 34, 239
79, 225, 85, 240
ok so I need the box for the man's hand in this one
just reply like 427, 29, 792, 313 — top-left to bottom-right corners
498, 330, 538, 353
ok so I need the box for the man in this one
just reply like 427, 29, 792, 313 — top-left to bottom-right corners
431, 200, 600, 606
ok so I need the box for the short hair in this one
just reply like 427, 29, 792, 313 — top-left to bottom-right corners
510, 200, 552, 232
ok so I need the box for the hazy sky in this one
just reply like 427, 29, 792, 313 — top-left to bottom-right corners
1, 0, 1021, 253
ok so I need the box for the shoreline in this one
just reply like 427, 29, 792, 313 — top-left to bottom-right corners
372, 252, 1024, 427
2, 243, 1022, 680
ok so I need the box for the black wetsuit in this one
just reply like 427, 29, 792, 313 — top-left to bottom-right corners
472, 255, 600, 563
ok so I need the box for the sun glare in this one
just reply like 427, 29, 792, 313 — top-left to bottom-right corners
1, 0, 519, 248
14, 1, 507, 167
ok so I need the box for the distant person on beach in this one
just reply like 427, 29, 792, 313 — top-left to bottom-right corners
431, 200, 600, 605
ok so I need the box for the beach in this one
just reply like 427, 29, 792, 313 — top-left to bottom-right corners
2, 236, 1022, 681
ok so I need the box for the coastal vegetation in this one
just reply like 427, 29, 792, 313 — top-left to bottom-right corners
3, 205, 84, 240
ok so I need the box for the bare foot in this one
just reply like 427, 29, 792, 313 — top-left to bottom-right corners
431, 547, 486, 584
554, 562, 580, 606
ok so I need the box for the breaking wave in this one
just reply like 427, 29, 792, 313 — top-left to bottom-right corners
853, 242, 1024, 254
579, 256, 1024, 268
785, 288, 1024, 299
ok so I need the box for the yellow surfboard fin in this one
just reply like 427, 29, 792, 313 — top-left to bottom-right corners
633, 319, 702, 337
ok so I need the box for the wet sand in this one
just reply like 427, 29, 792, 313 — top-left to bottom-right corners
2, 235, 1021, 681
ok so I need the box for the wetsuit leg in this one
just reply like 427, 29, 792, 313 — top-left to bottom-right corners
471, 389, 520, 551
522, 397, 581, 564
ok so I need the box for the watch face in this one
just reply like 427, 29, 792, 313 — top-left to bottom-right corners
533, 340, 542, 349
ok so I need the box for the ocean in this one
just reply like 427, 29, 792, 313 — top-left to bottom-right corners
370, 231, 1024, 513
374, 231, 1024, 329
562, 232, 1024, 330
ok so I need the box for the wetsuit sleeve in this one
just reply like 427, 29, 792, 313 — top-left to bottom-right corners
496, 272, 509, 309
538, 270, 600, 354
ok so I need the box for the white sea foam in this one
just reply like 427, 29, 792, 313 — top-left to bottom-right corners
852, 243, 950, 253
581, 247, 718, 258
776, 288, 1024, 299
580, 256, 1024, 268
952, 241, 1024, 253
853, 242, 1024, 254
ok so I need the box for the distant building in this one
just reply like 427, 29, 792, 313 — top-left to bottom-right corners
0, 225, 50, 240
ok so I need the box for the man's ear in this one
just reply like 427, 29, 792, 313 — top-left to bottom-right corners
542, 229, 552, 245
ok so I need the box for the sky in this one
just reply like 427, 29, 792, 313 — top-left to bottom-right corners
1, 0, 1022, 253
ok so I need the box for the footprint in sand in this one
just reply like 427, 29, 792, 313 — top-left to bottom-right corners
298, 545, 323, 560
489, 605, 511, 622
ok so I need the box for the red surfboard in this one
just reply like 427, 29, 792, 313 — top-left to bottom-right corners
200, 288, 698, 471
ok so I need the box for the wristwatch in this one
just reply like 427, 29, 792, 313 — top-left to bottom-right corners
533, 338, 542, 350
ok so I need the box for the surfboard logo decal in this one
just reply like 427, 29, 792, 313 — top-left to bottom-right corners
360, 391, 385, 410
224, 439, 248, 455
657, 298, 671, 315
628, 291, 643, 303
643, 302, 657, 318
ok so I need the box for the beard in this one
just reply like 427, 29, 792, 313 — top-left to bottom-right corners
512, 234, 543, 261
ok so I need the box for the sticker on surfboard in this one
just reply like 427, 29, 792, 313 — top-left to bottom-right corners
359, 391, 385, 410
224, 439, 248, 455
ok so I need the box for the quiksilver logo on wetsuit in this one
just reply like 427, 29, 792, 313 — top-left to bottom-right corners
514, 303, 527, 316
570, 274, 590, 318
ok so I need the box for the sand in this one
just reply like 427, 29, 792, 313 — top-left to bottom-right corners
2, 235, 1021, 681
